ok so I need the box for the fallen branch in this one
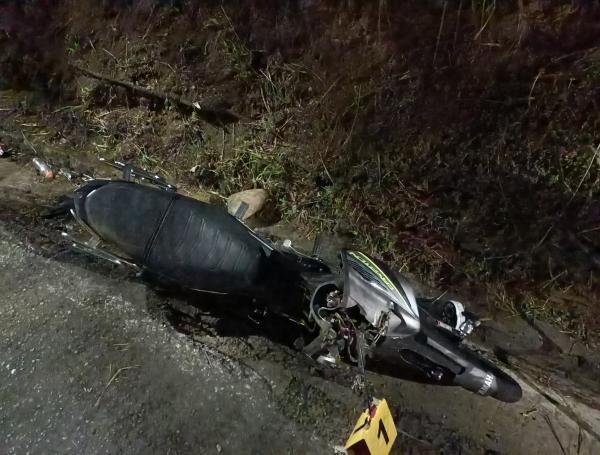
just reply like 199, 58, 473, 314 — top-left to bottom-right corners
71, 64, 242, 126
543, 414, 568, 455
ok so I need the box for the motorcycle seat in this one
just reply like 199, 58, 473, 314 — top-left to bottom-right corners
74, 180, 267, 292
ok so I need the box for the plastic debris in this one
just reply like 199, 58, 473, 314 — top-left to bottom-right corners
32, 157, 55, 179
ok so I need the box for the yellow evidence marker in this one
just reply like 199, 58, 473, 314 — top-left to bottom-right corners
345, 398, 397, 455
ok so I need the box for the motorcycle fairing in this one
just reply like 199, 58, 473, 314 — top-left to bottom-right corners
340, 250, 420, 338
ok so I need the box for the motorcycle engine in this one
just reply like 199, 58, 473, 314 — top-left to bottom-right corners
304, 286, 387, 370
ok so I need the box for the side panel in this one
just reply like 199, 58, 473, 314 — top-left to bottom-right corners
341, 250, 420, 338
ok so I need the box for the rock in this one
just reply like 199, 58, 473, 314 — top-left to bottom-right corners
535, 320, 587, 355
227, 189, 268, 220
479, 318, 544, 353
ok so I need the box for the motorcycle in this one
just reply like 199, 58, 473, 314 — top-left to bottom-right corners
57, 161, 522, 403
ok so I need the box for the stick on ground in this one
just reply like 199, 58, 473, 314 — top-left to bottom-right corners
71, 64, 242, 126
95, 365, 138, 408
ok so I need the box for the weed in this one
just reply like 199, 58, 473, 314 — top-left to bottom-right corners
586, 63, 600, 82
203, 9, 252, 81
138, 145, 161, 170
489, 285, 519, 316
16, 96, 32, 114
66, 34, 80, 55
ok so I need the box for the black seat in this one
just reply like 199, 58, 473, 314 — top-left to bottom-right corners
74, 181, 267, 293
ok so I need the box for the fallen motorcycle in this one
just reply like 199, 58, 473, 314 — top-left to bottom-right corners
57, 161, 522, 403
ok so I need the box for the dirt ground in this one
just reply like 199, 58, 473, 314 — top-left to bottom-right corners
2, 0, 600, 453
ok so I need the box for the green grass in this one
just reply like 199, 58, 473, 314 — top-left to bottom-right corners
65, 34, 80, 55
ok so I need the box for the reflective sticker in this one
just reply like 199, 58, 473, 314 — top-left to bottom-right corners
348, 251, 398, 293
345, 398, 397, 455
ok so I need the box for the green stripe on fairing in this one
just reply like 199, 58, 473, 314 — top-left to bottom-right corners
348, 251, 398, 293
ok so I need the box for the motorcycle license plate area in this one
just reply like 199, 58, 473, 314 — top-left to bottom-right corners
345, 398, 397, 455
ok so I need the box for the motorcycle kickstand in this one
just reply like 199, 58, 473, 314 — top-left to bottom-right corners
352, 331, 373, 405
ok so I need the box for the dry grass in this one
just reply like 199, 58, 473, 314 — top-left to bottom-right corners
3, 0, 600, 345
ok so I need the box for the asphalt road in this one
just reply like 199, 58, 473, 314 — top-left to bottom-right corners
0, 221, 343, 454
